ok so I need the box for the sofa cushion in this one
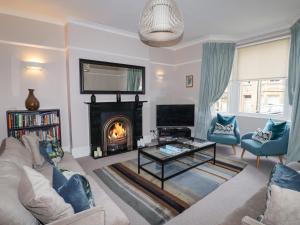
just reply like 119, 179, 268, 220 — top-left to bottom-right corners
208, 133, 238, 145
53, 167, 95, 213
36, 152, 86, 183
0, 137, 33, 167
86, 175, 130, 225
263, 185, 300, 225
217, 113, 236, 126
268, 164, 300, 193
0, 161, 39, 225
252, 128, 272, 144
22, 134, 45, 168
213, 122, 234, 135
241, 139, 263, 155
19, 166, 74, 224
264, 119, 287, 140
39, 140, 64, 166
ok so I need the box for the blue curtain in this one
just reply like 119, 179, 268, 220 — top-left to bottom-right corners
195, 42, 236, 139
287, 19, 300, 162
127, 68, 142, 91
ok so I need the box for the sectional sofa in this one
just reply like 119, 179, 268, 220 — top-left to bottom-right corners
0, 137, 130, 225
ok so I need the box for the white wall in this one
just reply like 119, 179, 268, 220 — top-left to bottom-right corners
0, 14, 202, 158
0, 14, 71, 150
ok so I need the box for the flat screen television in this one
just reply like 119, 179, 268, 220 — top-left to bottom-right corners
156, 104, 195, 127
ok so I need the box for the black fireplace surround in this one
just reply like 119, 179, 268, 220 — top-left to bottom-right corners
87, 101, 145, 158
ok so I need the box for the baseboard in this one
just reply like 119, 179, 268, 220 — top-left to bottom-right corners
71, 146, 90, 158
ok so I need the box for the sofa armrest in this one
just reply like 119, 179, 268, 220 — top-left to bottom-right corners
241, 216, 265, 225
261, 136, 288, 156
241, 133, 254, 140
47, 206, 105, 225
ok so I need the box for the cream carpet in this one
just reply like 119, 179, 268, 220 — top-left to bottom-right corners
77, 145, 278, 225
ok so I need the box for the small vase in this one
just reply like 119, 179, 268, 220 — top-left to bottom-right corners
25, 89, 40, 111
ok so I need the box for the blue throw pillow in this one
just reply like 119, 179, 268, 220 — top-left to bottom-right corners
39, 141, 64, 166
263, 119, 287, 140
217, 113, 236, 126
268, 164, 300, 193
52, 167, 95, 213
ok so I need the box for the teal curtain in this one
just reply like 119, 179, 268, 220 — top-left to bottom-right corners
287, 18, 300, 162
195, 42, 236, 139
127, 68, 142, 91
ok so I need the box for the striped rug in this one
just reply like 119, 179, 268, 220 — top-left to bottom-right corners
94, 152, 247, 225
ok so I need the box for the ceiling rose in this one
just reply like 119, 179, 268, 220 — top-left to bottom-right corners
138, 0, 184, 47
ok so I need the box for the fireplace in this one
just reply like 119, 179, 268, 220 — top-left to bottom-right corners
103, 116, 133, 152
87, 101, 145, 158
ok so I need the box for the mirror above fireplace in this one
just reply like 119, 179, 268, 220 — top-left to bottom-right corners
80, 59, 145, 94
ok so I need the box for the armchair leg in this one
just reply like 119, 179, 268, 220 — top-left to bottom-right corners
256, 156, 260, 168
231, 145, 236, 155
241, 149, 246, 159
278, 155, 283, 164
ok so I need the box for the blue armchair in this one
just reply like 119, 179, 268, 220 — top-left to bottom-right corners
241, 124, 290, 168
207, 116, 241, 155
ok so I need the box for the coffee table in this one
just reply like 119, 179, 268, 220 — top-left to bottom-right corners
138, 140, 216, 189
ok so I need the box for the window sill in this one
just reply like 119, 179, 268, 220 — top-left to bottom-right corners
237, 112, 289, 121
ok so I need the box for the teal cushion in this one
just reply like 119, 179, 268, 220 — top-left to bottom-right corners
217, 113, 236, 126
208, 134, 238, 145
264, 119, 287, 140
241, 139, 263, 155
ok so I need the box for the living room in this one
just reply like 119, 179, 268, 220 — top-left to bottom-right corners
0, 1, 300, 225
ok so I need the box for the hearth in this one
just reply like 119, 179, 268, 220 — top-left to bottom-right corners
87, 101, 146, 158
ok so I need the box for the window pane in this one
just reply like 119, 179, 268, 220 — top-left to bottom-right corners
239, 80, 258, 113
215, 88, 229, 112
259, 79, 285, 114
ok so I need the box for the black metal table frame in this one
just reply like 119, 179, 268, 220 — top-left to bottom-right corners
138, 142, 216, 189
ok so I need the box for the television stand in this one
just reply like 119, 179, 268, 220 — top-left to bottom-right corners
157, 127, 191, 138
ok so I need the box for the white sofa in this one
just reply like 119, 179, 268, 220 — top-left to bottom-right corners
0, 137, 130, 225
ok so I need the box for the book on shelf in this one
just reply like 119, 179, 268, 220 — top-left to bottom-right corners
7, 112, 59, 129
8, 126, 61, 142
7, 109, 61, 144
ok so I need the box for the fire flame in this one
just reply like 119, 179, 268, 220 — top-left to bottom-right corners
108, 122, 126, 140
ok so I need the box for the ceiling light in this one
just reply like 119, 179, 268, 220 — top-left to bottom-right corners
139, 0, 184, 47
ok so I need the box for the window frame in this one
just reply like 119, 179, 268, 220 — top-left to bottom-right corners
237, 78, 289, 120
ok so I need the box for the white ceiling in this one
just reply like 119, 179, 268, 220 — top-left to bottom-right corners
0, 0, 300, 45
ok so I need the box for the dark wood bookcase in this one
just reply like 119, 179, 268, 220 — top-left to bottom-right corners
6, 109, 62, 145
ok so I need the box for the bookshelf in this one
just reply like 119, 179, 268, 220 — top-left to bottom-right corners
6, 109, 61, 145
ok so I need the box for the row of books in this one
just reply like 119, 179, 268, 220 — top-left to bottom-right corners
9, 126, 61, 142
7, 112, 59, 129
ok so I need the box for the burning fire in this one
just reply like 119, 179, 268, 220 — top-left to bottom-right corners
108, 122, 126, 140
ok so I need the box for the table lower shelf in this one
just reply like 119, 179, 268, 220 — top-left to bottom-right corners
139, 152, 215, 188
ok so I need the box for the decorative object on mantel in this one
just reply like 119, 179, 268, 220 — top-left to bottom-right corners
139, 0, 184, 47
135, 94, 139, 102
186, 75, 193, 88
25, 89, 40, 111
91, 94, 96, 103
116, 93, 121, 102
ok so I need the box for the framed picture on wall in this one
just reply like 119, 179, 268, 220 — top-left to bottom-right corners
186, 75, 193, 88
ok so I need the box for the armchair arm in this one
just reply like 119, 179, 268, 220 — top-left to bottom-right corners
241, 132, 254, 140
234, 126, 241, 144
261, 136, 288, 156
47, 206, 105, 225
242, 216, 265, 225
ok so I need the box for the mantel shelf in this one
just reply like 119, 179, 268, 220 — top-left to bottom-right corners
85, 101, 148, 105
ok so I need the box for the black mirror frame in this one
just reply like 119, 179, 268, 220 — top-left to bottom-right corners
79, 58, 146, 95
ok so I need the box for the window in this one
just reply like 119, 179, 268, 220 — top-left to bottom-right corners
237, 38, 290, 115
215, 88, 229, 112
239, 79, 285, 114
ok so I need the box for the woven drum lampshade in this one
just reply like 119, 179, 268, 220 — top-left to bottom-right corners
139, 0, 184, 47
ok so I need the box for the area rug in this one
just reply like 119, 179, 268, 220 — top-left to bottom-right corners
94, 152, 247, 225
